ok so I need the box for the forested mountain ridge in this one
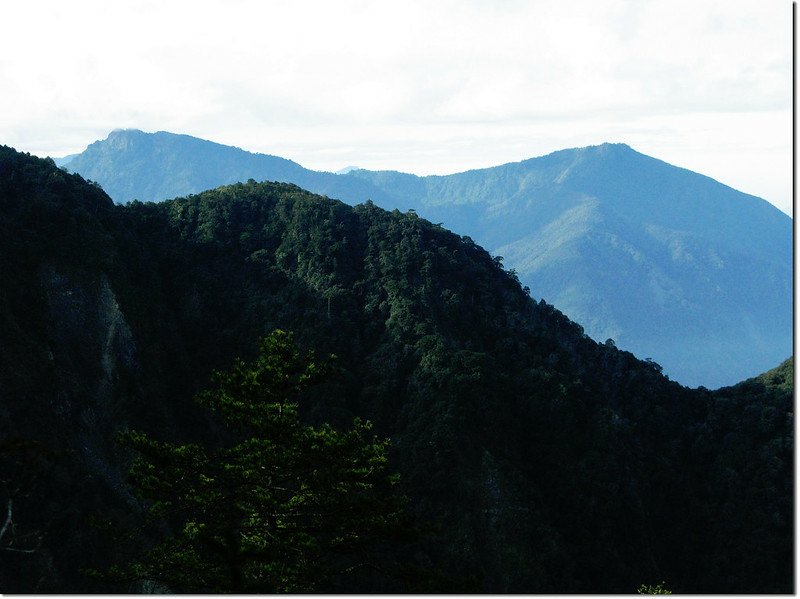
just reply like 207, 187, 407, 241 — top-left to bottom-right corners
355, 142, 791, 390
0, 146, 792, 593
60, 130, 792, 388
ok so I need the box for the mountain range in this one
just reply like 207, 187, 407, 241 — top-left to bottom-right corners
0, 146, 792, 592
59, 129, 792, 388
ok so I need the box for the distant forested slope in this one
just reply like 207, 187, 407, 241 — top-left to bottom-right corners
347, 143, 792, 389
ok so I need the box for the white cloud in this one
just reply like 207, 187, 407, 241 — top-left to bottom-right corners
0, 0, 791, 214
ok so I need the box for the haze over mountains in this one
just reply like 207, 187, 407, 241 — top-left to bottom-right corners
60, 129, 792, 388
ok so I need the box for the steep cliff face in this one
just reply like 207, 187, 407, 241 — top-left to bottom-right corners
0, 269, 141, 591
0, 149, 145, 591
40, 268, 137, 493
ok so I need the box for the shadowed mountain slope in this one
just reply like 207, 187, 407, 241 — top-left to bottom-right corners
1, 146, 792, 593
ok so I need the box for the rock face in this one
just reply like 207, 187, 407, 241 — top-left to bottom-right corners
40, 268, 136, 490
61, 132, 791, 388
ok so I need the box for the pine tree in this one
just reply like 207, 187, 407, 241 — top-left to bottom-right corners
110, 330, 404, 592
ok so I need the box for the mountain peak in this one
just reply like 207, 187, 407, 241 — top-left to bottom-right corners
597, 141, 632, 150
336, 165, 362, 175
109, 127, 139, 134
572, 141, 636, 158
93, 128, 150, 152
106, 127, 146, 139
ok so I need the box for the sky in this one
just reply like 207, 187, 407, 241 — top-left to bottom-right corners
0, 0, 793, 214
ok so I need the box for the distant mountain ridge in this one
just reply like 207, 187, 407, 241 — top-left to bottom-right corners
61, 129, 393, 205
59, 130, 792, 388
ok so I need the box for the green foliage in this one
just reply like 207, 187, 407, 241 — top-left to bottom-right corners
638, 580, 672, 594
112, 330, 404, 593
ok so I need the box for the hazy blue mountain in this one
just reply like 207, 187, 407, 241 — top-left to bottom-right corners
60, 132, 792, 388
60, 129, 393, 206
53, 154, 78, 167
335, 165, 362, 175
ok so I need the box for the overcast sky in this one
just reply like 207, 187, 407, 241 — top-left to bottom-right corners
0, 0, 792, 214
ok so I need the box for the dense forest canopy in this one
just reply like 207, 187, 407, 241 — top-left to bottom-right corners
0, 146, 793, 593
